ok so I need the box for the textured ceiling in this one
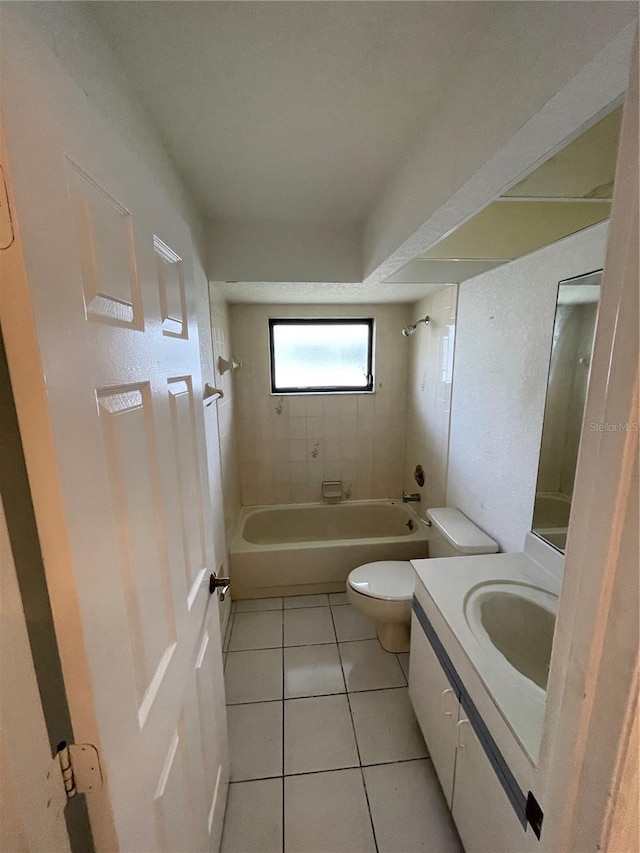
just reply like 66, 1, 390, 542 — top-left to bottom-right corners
90, 1, 488, 224
216, 281, 442, 305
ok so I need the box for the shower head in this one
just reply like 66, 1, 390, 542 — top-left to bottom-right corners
402, 316, 430, 337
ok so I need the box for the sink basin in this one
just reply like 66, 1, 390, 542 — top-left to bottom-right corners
464, 582, 558, 690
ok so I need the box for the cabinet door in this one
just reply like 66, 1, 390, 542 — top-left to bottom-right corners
408, 613, 459, 805
452, 719, 539, 853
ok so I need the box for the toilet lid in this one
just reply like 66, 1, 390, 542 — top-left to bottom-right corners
348, 561, 415, 602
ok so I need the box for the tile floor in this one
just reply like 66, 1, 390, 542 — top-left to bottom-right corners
221, 593, 462, 853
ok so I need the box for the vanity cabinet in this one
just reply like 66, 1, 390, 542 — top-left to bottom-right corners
409, 612, 539, 853
408, 612, 459, 805
453, 717, 539, 853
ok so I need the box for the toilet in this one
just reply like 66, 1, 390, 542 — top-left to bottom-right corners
346, 507, 499, 652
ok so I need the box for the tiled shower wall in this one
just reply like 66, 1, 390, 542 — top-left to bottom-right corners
209, 284, 242, 540
402, 286, 457, 509
229, 303, 412, 506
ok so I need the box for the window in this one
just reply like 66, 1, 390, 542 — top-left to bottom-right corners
269, 318, 374, 394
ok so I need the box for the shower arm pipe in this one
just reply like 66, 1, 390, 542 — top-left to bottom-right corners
411, 315, 430, 328
402, 315, 430, 337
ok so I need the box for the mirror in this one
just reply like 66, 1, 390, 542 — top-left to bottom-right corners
532, 270, 602, 552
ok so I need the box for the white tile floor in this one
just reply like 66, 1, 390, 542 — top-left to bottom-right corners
221, 595, 462, 853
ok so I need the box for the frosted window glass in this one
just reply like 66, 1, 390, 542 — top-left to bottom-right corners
270, 321, 373, 392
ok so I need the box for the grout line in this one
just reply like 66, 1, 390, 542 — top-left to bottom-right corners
344, 690, 361, 764
226, 697, 284, 707
234, 607, 284, 614
230, 755, 432, 786
233, 598, 284, 613
285, 637, 374, 648
227, 636, 379, 654
226, 682, 410, 707
236, 598, 351, 614
283, 689, 346, 702
328, 597, 382, 846
353, 756, 428, 771
223, 610, 235, 653
228, 644, 283, 652
336, 624, 379, 853
395, 652, 409, 688
329, 609, 349, 697
360, 763, 379, 853
329, 603, 379, 849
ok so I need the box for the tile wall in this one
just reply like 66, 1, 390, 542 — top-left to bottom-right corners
229, 303, 412, 505
402, 286, 458, 510
209, 284, 242, 540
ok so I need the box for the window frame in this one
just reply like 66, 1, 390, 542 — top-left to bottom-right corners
268, 317, 375, 395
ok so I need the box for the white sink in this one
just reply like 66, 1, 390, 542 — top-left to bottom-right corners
464, 582, 558, 690
411, 550, 562, 761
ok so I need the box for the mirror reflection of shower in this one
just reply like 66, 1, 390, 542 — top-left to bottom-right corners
532, 270, 601, 552
402, 315, 430, 337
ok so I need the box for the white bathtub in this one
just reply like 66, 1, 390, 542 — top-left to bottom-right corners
532, 492, 571, 528
230, 500, 432, 599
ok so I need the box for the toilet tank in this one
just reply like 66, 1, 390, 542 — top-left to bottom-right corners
426, 507, 499, 558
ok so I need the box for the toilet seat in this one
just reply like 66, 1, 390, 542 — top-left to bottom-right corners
348, 560, 415, 602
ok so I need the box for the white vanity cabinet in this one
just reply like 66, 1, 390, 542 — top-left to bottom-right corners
408, 612, 459, 805
453, 717, 539, 853
409, 612, 540, 853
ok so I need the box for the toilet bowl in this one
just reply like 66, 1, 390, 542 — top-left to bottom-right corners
347, 561, 416, 652
346, 507, 499, 653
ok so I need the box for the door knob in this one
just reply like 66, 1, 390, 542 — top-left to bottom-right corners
209, 572, 231, 601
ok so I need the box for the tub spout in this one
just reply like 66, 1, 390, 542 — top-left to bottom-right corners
402, 492, 421, 503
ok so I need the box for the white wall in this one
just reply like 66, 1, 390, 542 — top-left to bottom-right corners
447, 222, 609, 553
207, 220, 362, 283
229, 303, 411, 505
403, 286, 457, 510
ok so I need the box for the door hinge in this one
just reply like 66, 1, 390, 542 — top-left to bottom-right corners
0, 165, 16, 251
46, 741, 103, 814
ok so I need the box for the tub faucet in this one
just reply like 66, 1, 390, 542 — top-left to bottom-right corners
402, 492, 421, 503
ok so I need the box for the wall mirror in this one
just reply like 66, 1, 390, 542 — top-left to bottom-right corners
532, 270, 602, 552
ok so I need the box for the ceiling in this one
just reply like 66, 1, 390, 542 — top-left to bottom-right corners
387, 107, 621, 286
89, 4, 623, 305
90, 1, 489, 225
219, 106, 620, 304
216, 280, 443, 305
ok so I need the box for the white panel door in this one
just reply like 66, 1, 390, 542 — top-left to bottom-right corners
0, 496, 72, 853
1, 15, 228, 853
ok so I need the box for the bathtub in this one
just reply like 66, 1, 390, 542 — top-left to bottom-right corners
230, 500, 432, 599
532, 492, 571, 528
